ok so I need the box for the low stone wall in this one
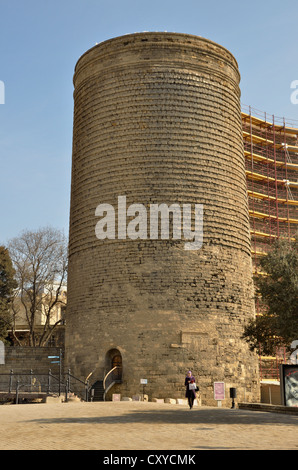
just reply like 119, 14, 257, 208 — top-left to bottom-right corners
0, 346, 63, 393
239, 402, 298, 415
0, 346, 63, 374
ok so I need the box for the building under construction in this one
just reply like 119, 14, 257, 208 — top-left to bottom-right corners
242, 105, 298, 379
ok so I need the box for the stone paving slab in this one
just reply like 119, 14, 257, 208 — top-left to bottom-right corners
0, 401, 297, 450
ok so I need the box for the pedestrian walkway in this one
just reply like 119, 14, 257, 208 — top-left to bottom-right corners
0, 401, 297, 450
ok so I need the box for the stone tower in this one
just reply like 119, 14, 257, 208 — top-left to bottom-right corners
66, 32, 260, 405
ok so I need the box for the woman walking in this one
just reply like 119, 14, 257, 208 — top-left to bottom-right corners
185, 370, 198, 409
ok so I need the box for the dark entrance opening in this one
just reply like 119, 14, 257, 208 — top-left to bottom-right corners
104, 348, 123, 387
111, 353, 122, 380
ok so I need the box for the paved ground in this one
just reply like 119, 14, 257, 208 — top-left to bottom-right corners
0, 400, 297, 450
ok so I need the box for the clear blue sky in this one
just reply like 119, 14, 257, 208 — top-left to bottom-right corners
1, 0, 297, 245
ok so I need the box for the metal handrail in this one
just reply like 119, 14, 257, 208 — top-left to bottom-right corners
103, 366, 122, 401
65, 369, 90, 402
103, 366, 118, 389
1, 368, 90, 403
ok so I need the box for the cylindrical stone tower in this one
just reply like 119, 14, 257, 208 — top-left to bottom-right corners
66, 32, 260, 405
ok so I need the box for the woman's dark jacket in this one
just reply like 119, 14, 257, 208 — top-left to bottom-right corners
185, 376, 197, 398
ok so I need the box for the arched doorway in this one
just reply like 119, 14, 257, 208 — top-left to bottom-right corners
90, 349, 123, 401
105, 348, 122, 381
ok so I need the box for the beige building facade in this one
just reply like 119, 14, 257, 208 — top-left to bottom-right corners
9, 284, 66, 347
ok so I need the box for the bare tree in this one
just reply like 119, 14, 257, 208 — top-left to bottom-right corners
8, 227, 68, 346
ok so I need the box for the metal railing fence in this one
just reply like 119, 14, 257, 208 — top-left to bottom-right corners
0, 368, 90, 404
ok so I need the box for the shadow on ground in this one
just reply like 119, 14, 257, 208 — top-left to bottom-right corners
25, 406, 298, 427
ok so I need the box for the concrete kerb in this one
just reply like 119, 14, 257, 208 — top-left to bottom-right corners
44, 396, 298, 415
239, 402, 298, 415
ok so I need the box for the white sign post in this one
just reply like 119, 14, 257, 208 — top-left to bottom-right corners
140, 379, 147, 401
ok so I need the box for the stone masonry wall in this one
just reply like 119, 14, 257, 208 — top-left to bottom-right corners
0, 346, 62, 391
66, 32, 260, 406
